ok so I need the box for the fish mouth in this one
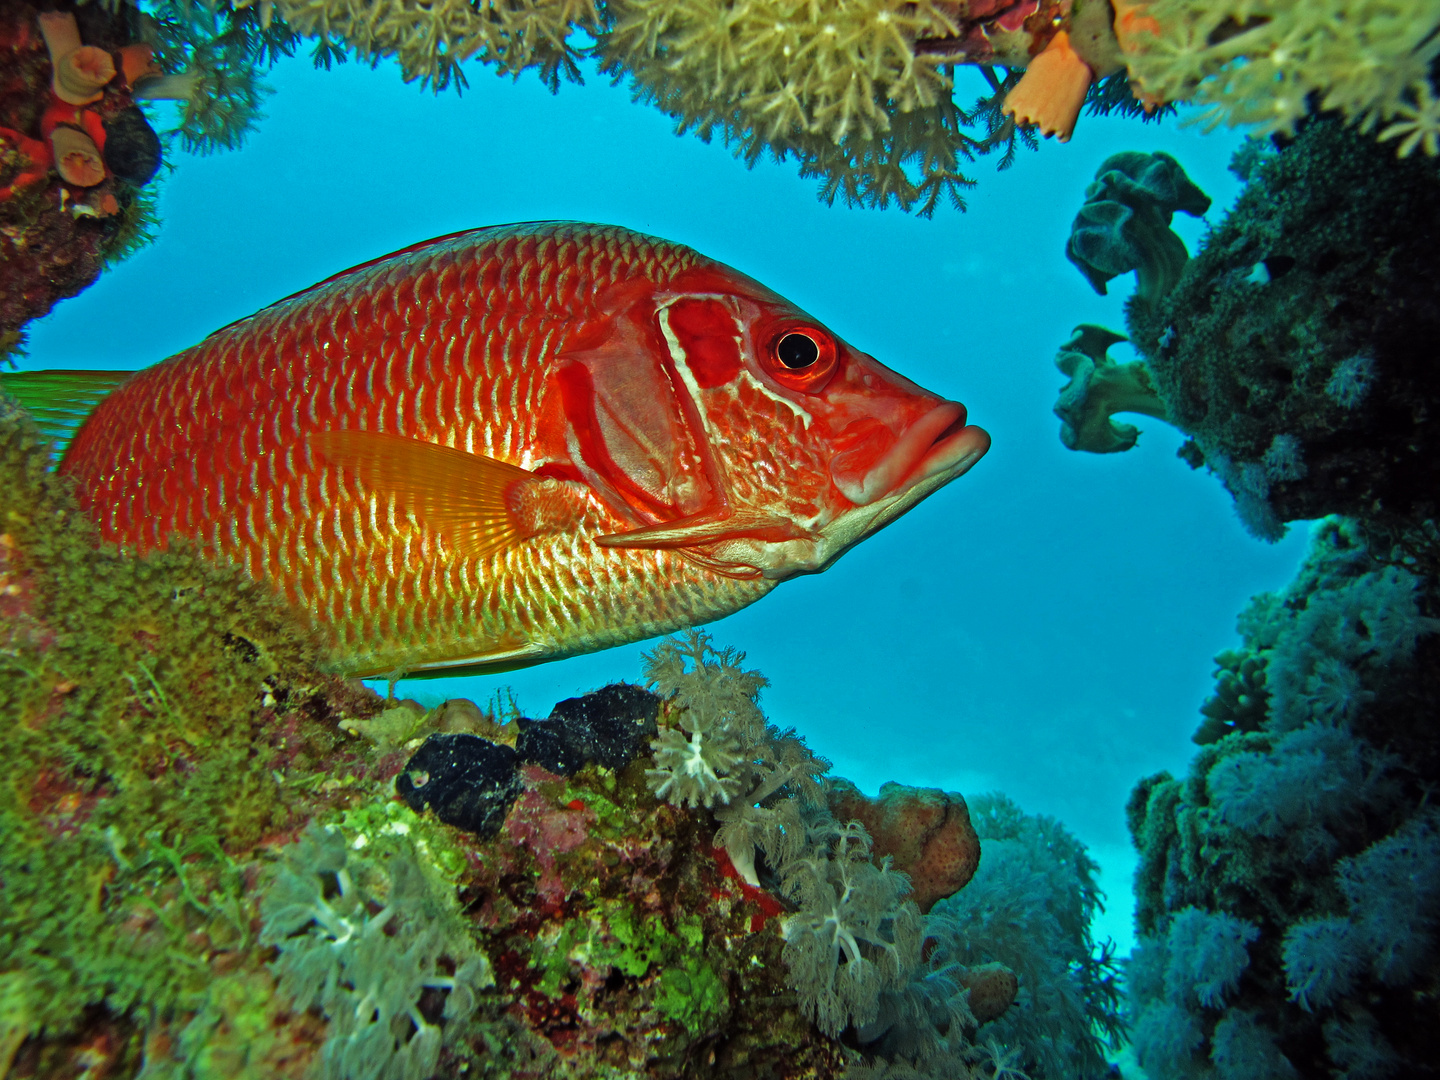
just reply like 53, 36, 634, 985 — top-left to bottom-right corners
836, 401, 991, 507
796, 401, 989, 579
912, 403, 991, 487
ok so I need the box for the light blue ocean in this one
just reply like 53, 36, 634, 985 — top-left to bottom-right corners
22, 55, 1309, 954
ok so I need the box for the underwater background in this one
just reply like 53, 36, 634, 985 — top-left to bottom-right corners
21, 54, 1312, 957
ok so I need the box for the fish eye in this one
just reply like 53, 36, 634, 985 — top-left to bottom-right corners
763, 325, 839, 392
776, 332, 820, 369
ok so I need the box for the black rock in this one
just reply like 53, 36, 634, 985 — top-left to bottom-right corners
515, 683, 660, 776
103, 106, 161, 186
396, 733, 521, 838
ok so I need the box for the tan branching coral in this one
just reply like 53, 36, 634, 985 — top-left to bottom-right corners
272, 0, 605, 90
602, 0, 956, 145
1121, 0, 1440, 152
247, 0, 1034, 214
598, 0, 1014, 214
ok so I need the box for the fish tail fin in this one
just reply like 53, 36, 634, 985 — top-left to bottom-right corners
0, 369, 130, 454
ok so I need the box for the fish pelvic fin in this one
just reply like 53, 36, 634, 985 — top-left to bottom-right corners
0, 369, 131, 454
309, 430, 576, 562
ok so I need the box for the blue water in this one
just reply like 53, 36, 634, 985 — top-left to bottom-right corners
23, 57, 1309, 952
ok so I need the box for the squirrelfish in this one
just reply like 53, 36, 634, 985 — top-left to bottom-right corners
28, 223, 990, 676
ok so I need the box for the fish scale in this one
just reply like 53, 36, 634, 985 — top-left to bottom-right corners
52, 222, 989, 676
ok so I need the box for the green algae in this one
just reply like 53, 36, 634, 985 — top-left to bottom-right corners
655, 957, 728, 1036
0, 397, 381, 1060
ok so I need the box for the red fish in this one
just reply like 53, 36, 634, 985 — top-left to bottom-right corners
42, 223, 989, 677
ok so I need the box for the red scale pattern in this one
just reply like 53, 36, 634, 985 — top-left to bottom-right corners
62, 224, 773, 674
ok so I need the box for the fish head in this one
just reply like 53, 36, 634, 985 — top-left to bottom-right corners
556, 261, 990, 580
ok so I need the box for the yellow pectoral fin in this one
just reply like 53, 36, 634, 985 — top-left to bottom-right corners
1002, 30, 1094, 142
310, 429, 545, 561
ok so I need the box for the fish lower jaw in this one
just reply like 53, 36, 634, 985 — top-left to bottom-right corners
831, 404, 988, 508
807, 433, 991, 576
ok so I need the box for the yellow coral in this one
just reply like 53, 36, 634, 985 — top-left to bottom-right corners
598, 0, 1014, 213
1123, 0, 1440, 150
271, 0, 604, 89
603, 0, 956, 143
259, 0, 1019, 213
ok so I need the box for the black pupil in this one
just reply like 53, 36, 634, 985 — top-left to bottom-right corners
777, 333, 820, 369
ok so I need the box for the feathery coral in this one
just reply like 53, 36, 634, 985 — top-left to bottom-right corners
600, 0, 994, 213
260, 818, 493, 1080
644, 630, 829, 885
780, 821, 923, 1038
273, 0, 603, 91
1122, 0, 1440, 153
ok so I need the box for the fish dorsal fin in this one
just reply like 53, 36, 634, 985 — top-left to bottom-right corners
0, 370, 131, 453
309, 430, 566, 562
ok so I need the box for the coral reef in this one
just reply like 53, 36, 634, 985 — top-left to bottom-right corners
1121, 0, 1440, 153
1129, 119, 1440, 541
0, 384, 1124, 1080
643, 633, 1122, 1078
1125, 516, 1440, 1079
1, 0, 331, 355
111, 0, 1169, 221
1054, 118, 1440, 545
1051, 113, 1440, 1080
0, 2, 171, 357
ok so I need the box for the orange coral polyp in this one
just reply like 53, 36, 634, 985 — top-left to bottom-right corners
118, 43, 159, 88
55, 45, 116, 105
48, 126, 105, 187
1001, 30, 1094, 142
